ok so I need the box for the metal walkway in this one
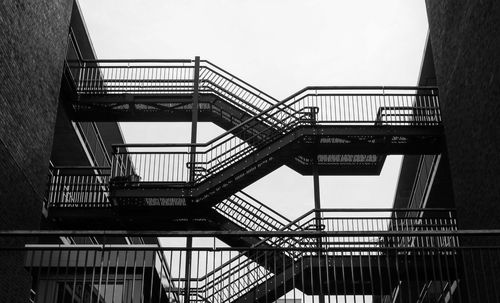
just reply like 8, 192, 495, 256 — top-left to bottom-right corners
62, 59, 443, 177
49, 58, 445, 225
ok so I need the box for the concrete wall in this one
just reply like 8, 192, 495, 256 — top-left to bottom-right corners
426, 1, 500, 230
0, 0, 73, 301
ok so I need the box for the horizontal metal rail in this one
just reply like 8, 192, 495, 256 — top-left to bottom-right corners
109, 86, 440, 184
67, 61, 441, 187
164, 208, 457, 301
47, 167, 111, 208
6, 229, 498, 238
80, 59, 194, 63
109, 87, 440, 150
47, 168, 458, 290
213, 191, 291, 232
46, 168, 292, 237
71, 60, 279, 122
8, 232, 500, 303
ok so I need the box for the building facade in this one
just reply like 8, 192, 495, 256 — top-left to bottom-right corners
1, 1, 499, 302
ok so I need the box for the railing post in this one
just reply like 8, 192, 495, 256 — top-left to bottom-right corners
185, 56, 200, 303
189, 56, 200, 183
310, 106, 317, 125
79, 61, 86, 93
312, 152, 326, 303
111, 146, 118, 178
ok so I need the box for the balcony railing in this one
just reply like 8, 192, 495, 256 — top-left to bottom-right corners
68, 59, 441, 124
47, 166, 111, 208
213, 191, 291, 232
46, 167, 293, 237
110, 87, 440, 186
69, 60, 440, 125
64, 59, 442, 187
3, 229, 499, 303
192, 208, 458, 301
69, 59, 279, 120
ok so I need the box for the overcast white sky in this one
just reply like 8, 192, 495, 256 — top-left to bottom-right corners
78, 0, 429, 220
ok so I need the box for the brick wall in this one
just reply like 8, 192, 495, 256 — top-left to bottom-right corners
426, 0, 500, 231
0, 0, 73, 301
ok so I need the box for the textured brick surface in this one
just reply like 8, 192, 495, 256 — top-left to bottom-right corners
0, 0, 73, 301
426, 1, 500, 230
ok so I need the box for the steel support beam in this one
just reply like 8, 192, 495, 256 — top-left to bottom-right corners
185, 56, 200, 303
311, 114, 326, 303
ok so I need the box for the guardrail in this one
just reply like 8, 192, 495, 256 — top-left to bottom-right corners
182, 208, 457, 302
65, 59, 442, 185
214, 191, 291, 232
109, 86, 440, 184
69, 59, 440, 126
69, 59, 279, 120
47, 166, 111, 208
3, 229, 499, 303
69, 60, 441, 122
46, 168, 292, 239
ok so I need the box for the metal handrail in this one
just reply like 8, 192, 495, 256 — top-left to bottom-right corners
171, 207, 458, 303
168, 209, 314, 287
47, 166, 292, 228
195, 209, 375, 295
201, 60, 278, 102
112, 86, 438, 150
186, 206, 306, 283
22, 232, 493, 303
215, 197, 286, 232
110, 87, 440, 184
79, 59, 194, 63
7, 229, 477, 238
188, 207, 456, 276
74, 59, 281, 129
51, 166, 111, 170
13, 240, 500, 249
111, 111, 301, 182
239, 191, 291, 224
72, 60, 440, 184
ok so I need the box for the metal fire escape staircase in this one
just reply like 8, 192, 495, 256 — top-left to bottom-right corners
108, 85, 442, 209
181, 209, 459, 303
63, 60, 283, 147
210, 191, 292, 247
46, 58, 451, 302
46, 166, 289, 235
62, 59, 443, 179
50, 58, 444, 226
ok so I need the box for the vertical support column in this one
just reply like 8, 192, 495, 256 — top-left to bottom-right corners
189, 56, 200, 182
313, 158, 321, 222
311, 107, 322, 235
184, 237, 193, 302
311, 106, 325, 303
313, 155, 325, 303
185, 56, 200, 303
